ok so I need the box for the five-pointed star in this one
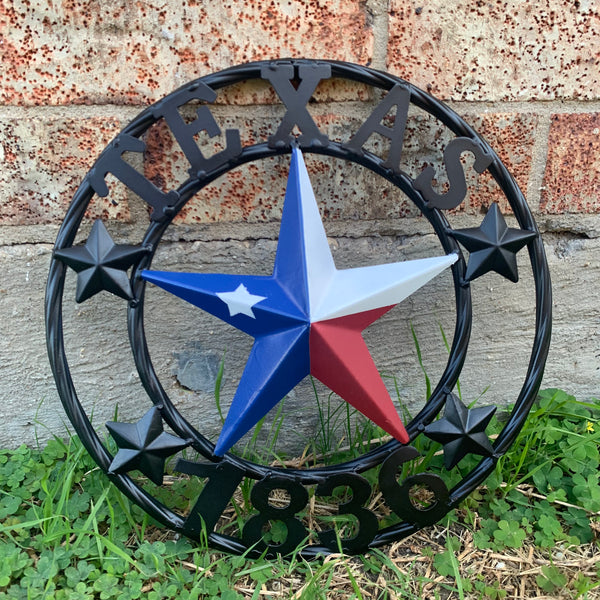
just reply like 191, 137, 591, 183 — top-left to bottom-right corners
142, 148, 458, 456
217, 284, 267, 318
450, 203, 537, 283
54, 219, 147, 303
106, 407, 190, 486
424, 393, 496, 469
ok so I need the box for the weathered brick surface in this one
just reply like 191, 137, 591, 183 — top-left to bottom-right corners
142, 112, 418, 224
541, 113, 600, 214
388, 0, 600, 101
0, 117, 129, 224
1, 0, 373, 106
140, 108, 537, 224
399, 111, 538, 214
469, 113, 539, 213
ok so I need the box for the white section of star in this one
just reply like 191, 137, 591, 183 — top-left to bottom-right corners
293, 155, 336, 315
291, 148, 459, 323
216, 284, 267, 318
312, 254, 458, 322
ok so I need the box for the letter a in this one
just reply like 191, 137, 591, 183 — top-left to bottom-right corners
344, 84, 411, 174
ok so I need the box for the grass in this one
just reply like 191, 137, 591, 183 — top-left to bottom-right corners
1, 388, 599, 599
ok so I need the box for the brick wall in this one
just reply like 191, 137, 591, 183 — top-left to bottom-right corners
1, 0, 599, 447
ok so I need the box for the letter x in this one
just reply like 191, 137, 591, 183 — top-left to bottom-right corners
261, 63, 331, 148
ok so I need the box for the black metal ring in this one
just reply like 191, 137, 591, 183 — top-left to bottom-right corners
46, 59, 551, 556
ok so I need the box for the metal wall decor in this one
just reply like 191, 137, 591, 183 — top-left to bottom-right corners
46, 60, 552, 557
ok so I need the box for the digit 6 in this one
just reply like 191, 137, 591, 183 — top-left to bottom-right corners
379, 448, 449, 526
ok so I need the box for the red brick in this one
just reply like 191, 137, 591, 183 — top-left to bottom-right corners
541, 113, 600, 214
388, 1, 600, 101
397, 111, 537, 214
1, 1, 373, 106
0, 117, 129, 225
142, 112, 419, 225
141, 108, 537, 224
466, 112, 538, 213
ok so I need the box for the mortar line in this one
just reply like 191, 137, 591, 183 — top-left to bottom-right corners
1, 100, 600, 121
4, 211, 600, 247
368, 0, 391, 71
450, 100, 600, 116
526, 112, 553, 214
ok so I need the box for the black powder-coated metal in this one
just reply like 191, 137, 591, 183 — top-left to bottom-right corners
424, 393, 497, 470
46, 59, 552, 557
105, 406, 191, 487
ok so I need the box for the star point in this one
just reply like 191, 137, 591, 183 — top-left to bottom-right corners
310, 306, 409, 444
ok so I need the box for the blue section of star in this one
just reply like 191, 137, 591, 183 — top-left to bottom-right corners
141, 271, 308, 338
142, 149, 315, 455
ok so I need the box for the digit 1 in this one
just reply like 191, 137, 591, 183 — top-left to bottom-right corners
175, 459, 245, 536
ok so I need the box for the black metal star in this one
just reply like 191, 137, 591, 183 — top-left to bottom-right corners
450, 203, 537, 282
106, 407, 190, 486
424, 393, 496, 469
54, 219, 147, 303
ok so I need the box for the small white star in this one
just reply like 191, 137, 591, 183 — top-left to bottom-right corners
216, 284, 266, 318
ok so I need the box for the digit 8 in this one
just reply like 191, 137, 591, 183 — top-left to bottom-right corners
242, 477, 309, 555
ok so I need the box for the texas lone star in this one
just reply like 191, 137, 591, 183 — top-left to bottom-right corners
142, 148, 458, 456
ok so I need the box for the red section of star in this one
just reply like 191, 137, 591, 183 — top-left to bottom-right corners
309, 306, 409, 444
